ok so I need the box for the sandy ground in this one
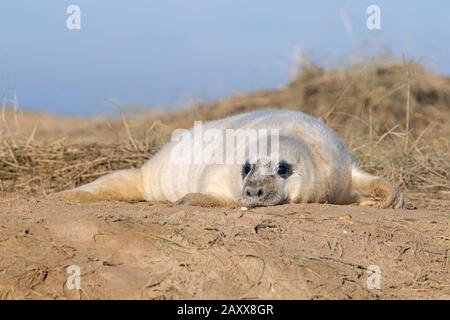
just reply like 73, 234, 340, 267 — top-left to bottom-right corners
0, 194, 448, 300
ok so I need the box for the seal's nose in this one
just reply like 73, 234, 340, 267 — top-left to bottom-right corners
244, 186, 265, 199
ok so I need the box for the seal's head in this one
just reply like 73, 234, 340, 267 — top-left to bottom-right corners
239, 135, 305, 208
239, 159, 290, 207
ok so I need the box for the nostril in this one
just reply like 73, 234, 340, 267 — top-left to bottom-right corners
245, 187, 264, 199
257, 189, 264, 198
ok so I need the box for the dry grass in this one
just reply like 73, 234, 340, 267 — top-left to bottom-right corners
0, 58, 449, 201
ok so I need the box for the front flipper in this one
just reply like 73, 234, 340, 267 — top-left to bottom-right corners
175, 193, 237, 208
50, 168, 145, 202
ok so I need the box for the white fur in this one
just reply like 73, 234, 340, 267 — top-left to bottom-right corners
59, 109, 404, 208
141, 109, 353, 203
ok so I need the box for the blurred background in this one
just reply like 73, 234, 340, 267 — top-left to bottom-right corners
0, 0, 449, 115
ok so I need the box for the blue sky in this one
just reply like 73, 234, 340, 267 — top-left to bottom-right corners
0, 0, 449, 115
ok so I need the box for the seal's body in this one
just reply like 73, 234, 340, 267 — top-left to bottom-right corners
56, 109, 404, 209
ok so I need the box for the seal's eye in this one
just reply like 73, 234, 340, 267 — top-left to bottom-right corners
277, 162, 292, 179
242, 161, 252, 178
